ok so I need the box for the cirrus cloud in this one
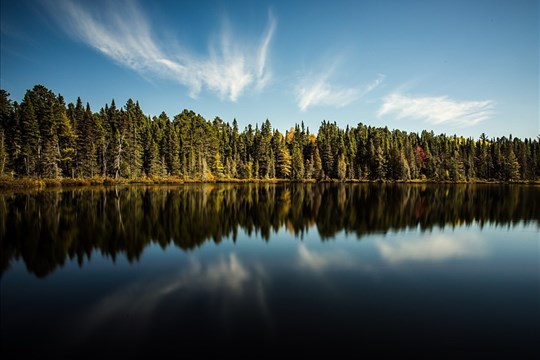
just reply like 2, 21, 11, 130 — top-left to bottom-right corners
296, 70, 385, 112
49, 0, 275, 102
377, 92, 495, 127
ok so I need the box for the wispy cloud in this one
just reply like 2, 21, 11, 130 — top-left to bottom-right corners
360, 74, 386, 97
255, 10, 276, 91
296, 71, 384, 112
378, 92, 495, 127
50, 0, 275, 101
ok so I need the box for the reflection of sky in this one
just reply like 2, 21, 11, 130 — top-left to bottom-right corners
297, 243, 356, 271
376, 232, 488, 264
72, 252, 272, 342
295, 226, 492, 273
288, 222, 539, 282
2, 222, 538, 356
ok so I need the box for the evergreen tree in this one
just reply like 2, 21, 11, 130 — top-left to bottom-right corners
312, 145, 324, 180
124, 99, 144, 178
55, 96, 76, 178
77, 104, 98, 177
374, 144, 386, 180
165, 121, 180, 176
41, 130, 60, 178
336, 152, 347, 181
277, 144, 292, 179
504, 144, 521, 181
291, 143, 304, 180
0, 90, 12, 175
20, 94, 40, 176
213, 151, 225, 179
0, 127, 5, 176
268, 149, 276, 178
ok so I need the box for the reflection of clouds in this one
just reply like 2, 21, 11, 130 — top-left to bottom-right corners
297, 243, 355, 271
179, 253, 250, 294
75, 253, 270, 341
376, 233, 488, 264
209, 253, 249, 290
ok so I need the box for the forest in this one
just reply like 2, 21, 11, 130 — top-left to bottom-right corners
0, 84, 538, 183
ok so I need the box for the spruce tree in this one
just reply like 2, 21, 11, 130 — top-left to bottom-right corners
20, 95, 40, 176
336, 151, 347, 181
312, 145, 324, 180
77, 103, 97, 177
291, 143, 304, 180
504, 145, 521, 181
278, 146, 292, 179
0, 90, 12, 175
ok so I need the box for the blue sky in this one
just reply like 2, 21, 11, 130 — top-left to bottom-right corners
1, 0, 538, 138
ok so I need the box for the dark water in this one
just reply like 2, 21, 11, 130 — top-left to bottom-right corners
1, 184, 539, 357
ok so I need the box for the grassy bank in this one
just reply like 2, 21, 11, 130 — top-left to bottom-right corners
0, 176, 538, 190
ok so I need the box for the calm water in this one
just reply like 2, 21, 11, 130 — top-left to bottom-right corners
1, 184, 539, 357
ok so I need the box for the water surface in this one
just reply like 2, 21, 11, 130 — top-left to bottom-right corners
1, 184, 538, 357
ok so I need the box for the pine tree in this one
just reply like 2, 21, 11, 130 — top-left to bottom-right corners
312, 145, 324, 180
77, 103, 97, 177
213, 151, 225, 179
125, 100, 146, 178
20, 95, 40, 176
374, 144, 386, 180
0, 126, 5, 176
268, 149, 276, 178
165, 121, 180, 176
291, 144, 304, 180
278, 147, 292, 178
448, 149, 465, 181
41, 130, 60, 178
55, 96, 76, 178
148, 138, 161, 177
400, 149, 411, 180
0, 90, 12, 175
504, 145, 520, 181
304, 155, 314, 179
336, 152, 347, 181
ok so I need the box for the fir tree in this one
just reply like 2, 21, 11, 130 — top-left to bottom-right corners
291, 144, 304, 180
20, 95, 40, 176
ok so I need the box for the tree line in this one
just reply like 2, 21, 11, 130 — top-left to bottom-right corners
0, 84, 538, 182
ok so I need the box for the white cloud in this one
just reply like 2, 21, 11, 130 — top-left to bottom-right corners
376, 233, 488, 264
296, 72, 384, 112
378, 92, 495, 127
359, 73, 386, 98
52, 0, 275, 101
255, 10, 276, 91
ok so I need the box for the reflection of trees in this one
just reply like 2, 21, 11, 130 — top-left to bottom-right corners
1, 184, 538, 277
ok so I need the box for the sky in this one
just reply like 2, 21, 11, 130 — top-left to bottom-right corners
1, 0, 538, 138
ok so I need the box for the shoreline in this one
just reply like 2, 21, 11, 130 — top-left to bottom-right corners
1, 176, 538, 190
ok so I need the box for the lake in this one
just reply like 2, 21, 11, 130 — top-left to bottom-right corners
1, 184, 538, 357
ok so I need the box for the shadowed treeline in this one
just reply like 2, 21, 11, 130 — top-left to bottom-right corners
1, 184, 538, 277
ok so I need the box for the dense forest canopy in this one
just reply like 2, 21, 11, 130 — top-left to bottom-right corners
0, 85, 538, 181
